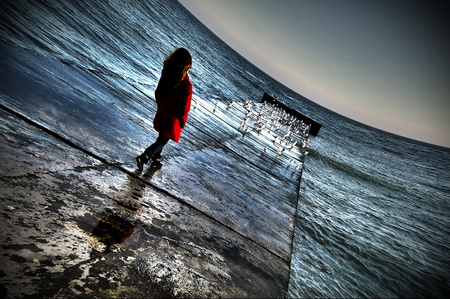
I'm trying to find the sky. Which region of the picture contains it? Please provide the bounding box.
[178,0,450,148]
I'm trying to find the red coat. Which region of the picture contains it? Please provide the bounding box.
[153,75,192,143]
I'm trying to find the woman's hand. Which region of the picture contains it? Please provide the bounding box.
[179,117,186,128]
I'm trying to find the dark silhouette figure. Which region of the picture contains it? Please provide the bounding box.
[136,48,193,170]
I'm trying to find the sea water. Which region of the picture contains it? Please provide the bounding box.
[0,0,449,297]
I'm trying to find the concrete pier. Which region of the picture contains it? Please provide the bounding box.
[0,43,308,297]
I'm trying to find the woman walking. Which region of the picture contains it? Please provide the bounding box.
[136,48,193,170]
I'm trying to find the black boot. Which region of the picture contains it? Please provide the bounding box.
[135,154,150,171]
[151,157,163,167]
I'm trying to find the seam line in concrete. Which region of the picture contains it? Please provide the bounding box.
[0,103,289,263]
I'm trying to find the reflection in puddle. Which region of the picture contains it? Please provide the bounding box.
[116,199,142,213]
[115,173,148,213]
[92,215,137,252]
[92,168,162,252]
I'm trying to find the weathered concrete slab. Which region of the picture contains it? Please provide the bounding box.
[0,109,287,297]
[0,43,309,297]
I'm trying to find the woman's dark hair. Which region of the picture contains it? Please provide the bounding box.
[161,48,192,88]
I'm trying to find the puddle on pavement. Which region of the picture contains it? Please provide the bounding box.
[90,173,153,252]
[91,215,137,252]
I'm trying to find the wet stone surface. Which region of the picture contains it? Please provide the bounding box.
[0,109,288,297]
[0,43,311,297]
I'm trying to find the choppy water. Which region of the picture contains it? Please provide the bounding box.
[1,0,449,297]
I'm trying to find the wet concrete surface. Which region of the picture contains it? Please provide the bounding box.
[0,43,309,297]
[1,108,288,297]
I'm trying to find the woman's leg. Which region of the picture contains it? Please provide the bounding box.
[143,135,169,159]
[136,135,169,170]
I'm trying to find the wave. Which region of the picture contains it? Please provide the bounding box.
[308,147,408,194]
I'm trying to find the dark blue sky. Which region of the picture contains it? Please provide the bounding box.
[179,0,450,147]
